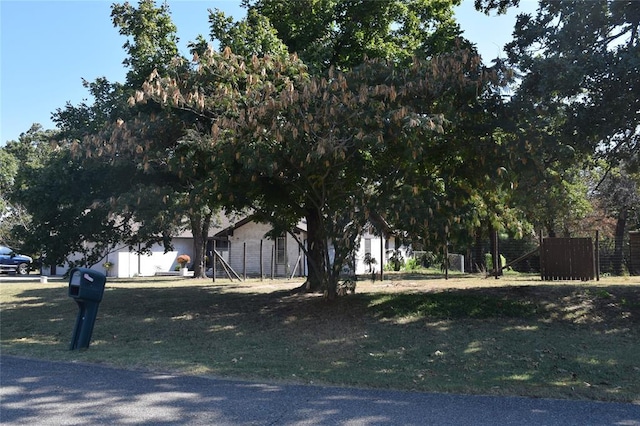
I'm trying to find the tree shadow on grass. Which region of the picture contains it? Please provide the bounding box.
[2,282,639,402]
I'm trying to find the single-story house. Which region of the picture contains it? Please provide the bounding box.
[42,215,401,279]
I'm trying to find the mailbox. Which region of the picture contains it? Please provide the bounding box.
[68,267,106,350]
[69,267,106,302]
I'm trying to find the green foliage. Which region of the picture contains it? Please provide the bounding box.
[596,164,640,221]
[46,0,220,276]
[1,125,58,247]
[473,0,519,15]
[11,147,137,266]
[19,0,622,290]
[128,0,538,292]
[502,0,639,275]
[0,148,18,191]
[247,0,468,73]
[153,46,494,291]
[0,147,18,214]
[53,78,130,141]
[387,249,405,272]
[507,1,639,166]
[208,8,289,57]
[507,150,594,237]
[402,256,421,271]
[363,252,377,273]
[111,0,180,88]
[415,251,439,268]
[485,253,506,270]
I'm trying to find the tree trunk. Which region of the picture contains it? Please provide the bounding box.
[303,206,329,295]
[190,211,212,279]
[326,268,338,300]
[546,221,556,238]
[488,224,500,277]
[472,229,484,272]
[612,208,627,276]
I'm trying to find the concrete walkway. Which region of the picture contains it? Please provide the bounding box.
[1,356,639,425]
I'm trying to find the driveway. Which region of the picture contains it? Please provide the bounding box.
[1,356,638,425]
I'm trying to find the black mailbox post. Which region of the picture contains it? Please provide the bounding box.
[68,267,106,350]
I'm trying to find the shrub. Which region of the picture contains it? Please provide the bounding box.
[388,250,404,271]
[485,253,506,270]
[177,254,191,267]
[403,257,420,271]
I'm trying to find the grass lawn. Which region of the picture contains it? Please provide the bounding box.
[1,272,639,403]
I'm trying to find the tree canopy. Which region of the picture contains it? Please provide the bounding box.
[243,0,468,72]
[5,0,638,284]
[507,0,639,165]
[502,0,639,263]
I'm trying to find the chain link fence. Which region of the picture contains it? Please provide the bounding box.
[409,233,638,278]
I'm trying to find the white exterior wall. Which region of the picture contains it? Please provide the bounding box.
[356,232,404,275]
[353,232,387,275]
[110,237,192,277]
[98,238,194,278]
[44,220,411,279]
[42,238,194,278]
[226,222,306,278]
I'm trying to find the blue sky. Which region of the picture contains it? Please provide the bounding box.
[0,0,537,145]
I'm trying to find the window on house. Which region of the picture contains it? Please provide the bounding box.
[364,238,371,257]
[276,236,286,264]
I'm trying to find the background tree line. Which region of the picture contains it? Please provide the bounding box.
[1,0,638,292]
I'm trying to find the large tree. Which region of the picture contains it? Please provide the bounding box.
[199,0,525,290]
[594,159,640,274]
[138,38,500,296]
[1,125,55,249]
[0,145,19,222]
[505,1,639,269]
[46,0,222,276]
[506,0,639,173]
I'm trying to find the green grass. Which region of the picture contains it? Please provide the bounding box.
[1,275,639,403]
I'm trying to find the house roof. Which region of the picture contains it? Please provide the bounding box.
[172,211,245,239]
[368,210,393,236]
[213,216,307,238]
[172,210,306,240]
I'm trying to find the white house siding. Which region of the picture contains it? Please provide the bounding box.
[225,222,306,278]
[224,223,396,278]
[42,238,194,278]
[44,218,405,279]
[353,232,394,275]
[101,238,193,278]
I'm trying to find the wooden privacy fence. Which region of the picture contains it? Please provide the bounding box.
[540,237,595,281]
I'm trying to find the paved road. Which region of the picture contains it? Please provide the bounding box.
[1,356,638,425]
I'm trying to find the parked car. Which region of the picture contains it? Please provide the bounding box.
[0,246,33,275]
